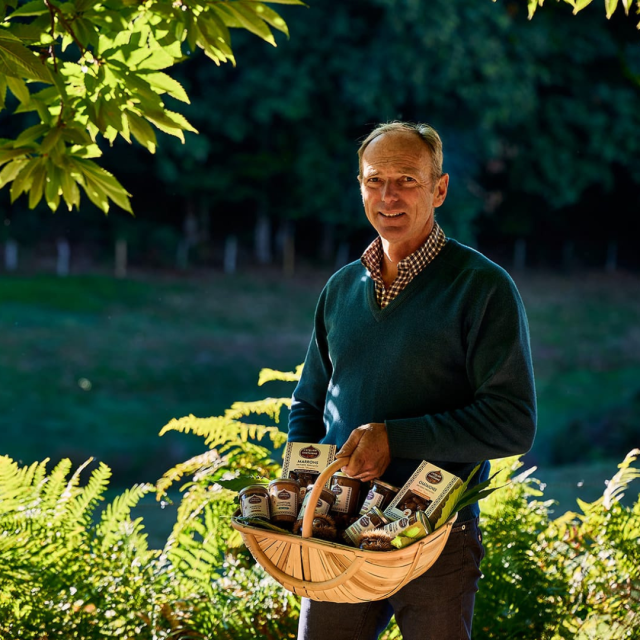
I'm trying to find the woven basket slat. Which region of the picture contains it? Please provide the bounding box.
[285,543,305,582]
[305,547,335,602]
[262,537,286,562]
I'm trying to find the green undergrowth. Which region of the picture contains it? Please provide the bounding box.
[1,366,639,639]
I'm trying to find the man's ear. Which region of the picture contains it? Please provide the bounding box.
[434,174,449,208]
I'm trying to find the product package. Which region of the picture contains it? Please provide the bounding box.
[384,462,462,528]
[281,442,337,496]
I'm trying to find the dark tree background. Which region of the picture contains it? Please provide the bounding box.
[2,0,639,270]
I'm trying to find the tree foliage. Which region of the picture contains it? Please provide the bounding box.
[525,0,640,25]
[0,0,304,214]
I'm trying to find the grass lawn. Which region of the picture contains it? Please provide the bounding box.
[1,267,638,523]
[0,268,326,485]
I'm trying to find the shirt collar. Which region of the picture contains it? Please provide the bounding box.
[361,221,446,278]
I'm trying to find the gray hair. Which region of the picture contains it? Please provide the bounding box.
[357,121,444,185]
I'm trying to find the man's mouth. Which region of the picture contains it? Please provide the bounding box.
[379,212,405,218]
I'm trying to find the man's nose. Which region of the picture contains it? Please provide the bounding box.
[381,181,398,202]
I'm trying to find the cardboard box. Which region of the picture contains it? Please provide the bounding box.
[281,442,337,493]
[384,462,462,528]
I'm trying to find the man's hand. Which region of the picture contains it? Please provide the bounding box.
[336,423,391,482]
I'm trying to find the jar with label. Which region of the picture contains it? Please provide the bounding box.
[343,506,390,546]
[289,470,319,500]
[382,510,431,538]
[239,485,270,521]
[359,479,399,515]
[296,486,336,523]
[268,478,300,527]
[329,472,361,525]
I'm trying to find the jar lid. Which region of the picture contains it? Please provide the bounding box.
[371,479,399,492]
[238,484,268,497]
[269,477,301,488]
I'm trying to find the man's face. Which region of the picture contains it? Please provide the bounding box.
[360,131,448,258]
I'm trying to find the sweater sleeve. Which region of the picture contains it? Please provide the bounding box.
[287,288,332,443]
[385,271,537,463]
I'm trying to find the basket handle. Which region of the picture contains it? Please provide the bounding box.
[301,456,350,539]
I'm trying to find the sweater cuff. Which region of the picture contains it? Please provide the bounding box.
[385,417,429,460]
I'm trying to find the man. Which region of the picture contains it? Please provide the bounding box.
[287,122,536,640]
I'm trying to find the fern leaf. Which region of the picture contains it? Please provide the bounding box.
[603,448,640,510]
[41,458,73,509]
[225,397,291,423]
[257,364,303,386]
[66,462,111,529]
[159,414,286,450]
[97,483,154,550]
[156,449,223,498]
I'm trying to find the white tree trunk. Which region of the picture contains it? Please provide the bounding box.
[115,239,127,278]
[224,235,238,274]
[282,222,295,277]
[4,239,18,271]
[513,238,526,271]
[254,212,272,265]
[56,238,70,277]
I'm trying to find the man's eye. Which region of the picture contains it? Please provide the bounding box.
[402,176,416,182]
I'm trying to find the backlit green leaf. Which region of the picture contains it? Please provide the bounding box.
[0,37,53,82]
[16,123,48,145]
[28,159,46,208]
[59,168,80,210]
[0,157,28,187]
[44,162,61,211]
[126,111,157,153]
[605,0,619,17]
[141,71,190,103]
[8,158,37,206]
[6,75,30,103]
[0,147,32,166]
[224,2,276,46]
[40,127,61,154]
[5,0,46,17]
[572,0,593,13]
[250,3,290,37]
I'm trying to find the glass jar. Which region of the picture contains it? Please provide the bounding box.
[329,472,362,518]
[268,478,301,526]
[296,486,336,523]
[238,484,270,521]
[359,478,399,515]
[343,507,390,546]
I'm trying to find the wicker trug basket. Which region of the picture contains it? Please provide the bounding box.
[231,457,457,603]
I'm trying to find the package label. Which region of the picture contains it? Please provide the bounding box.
[384,462,462,527]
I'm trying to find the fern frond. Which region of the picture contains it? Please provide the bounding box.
[0,457,50,513]
[159,415,286,450]
[66,462,111,530]
[224,398,291,424]
[603,448,640,510]
[97,483,154,551]
[257,364,303,386]
[41,458,74,510]
[156,450,223,498]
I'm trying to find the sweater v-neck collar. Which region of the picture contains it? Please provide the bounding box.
[365,240,452,322]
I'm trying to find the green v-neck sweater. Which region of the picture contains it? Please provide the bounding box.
[288,239,537,522]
